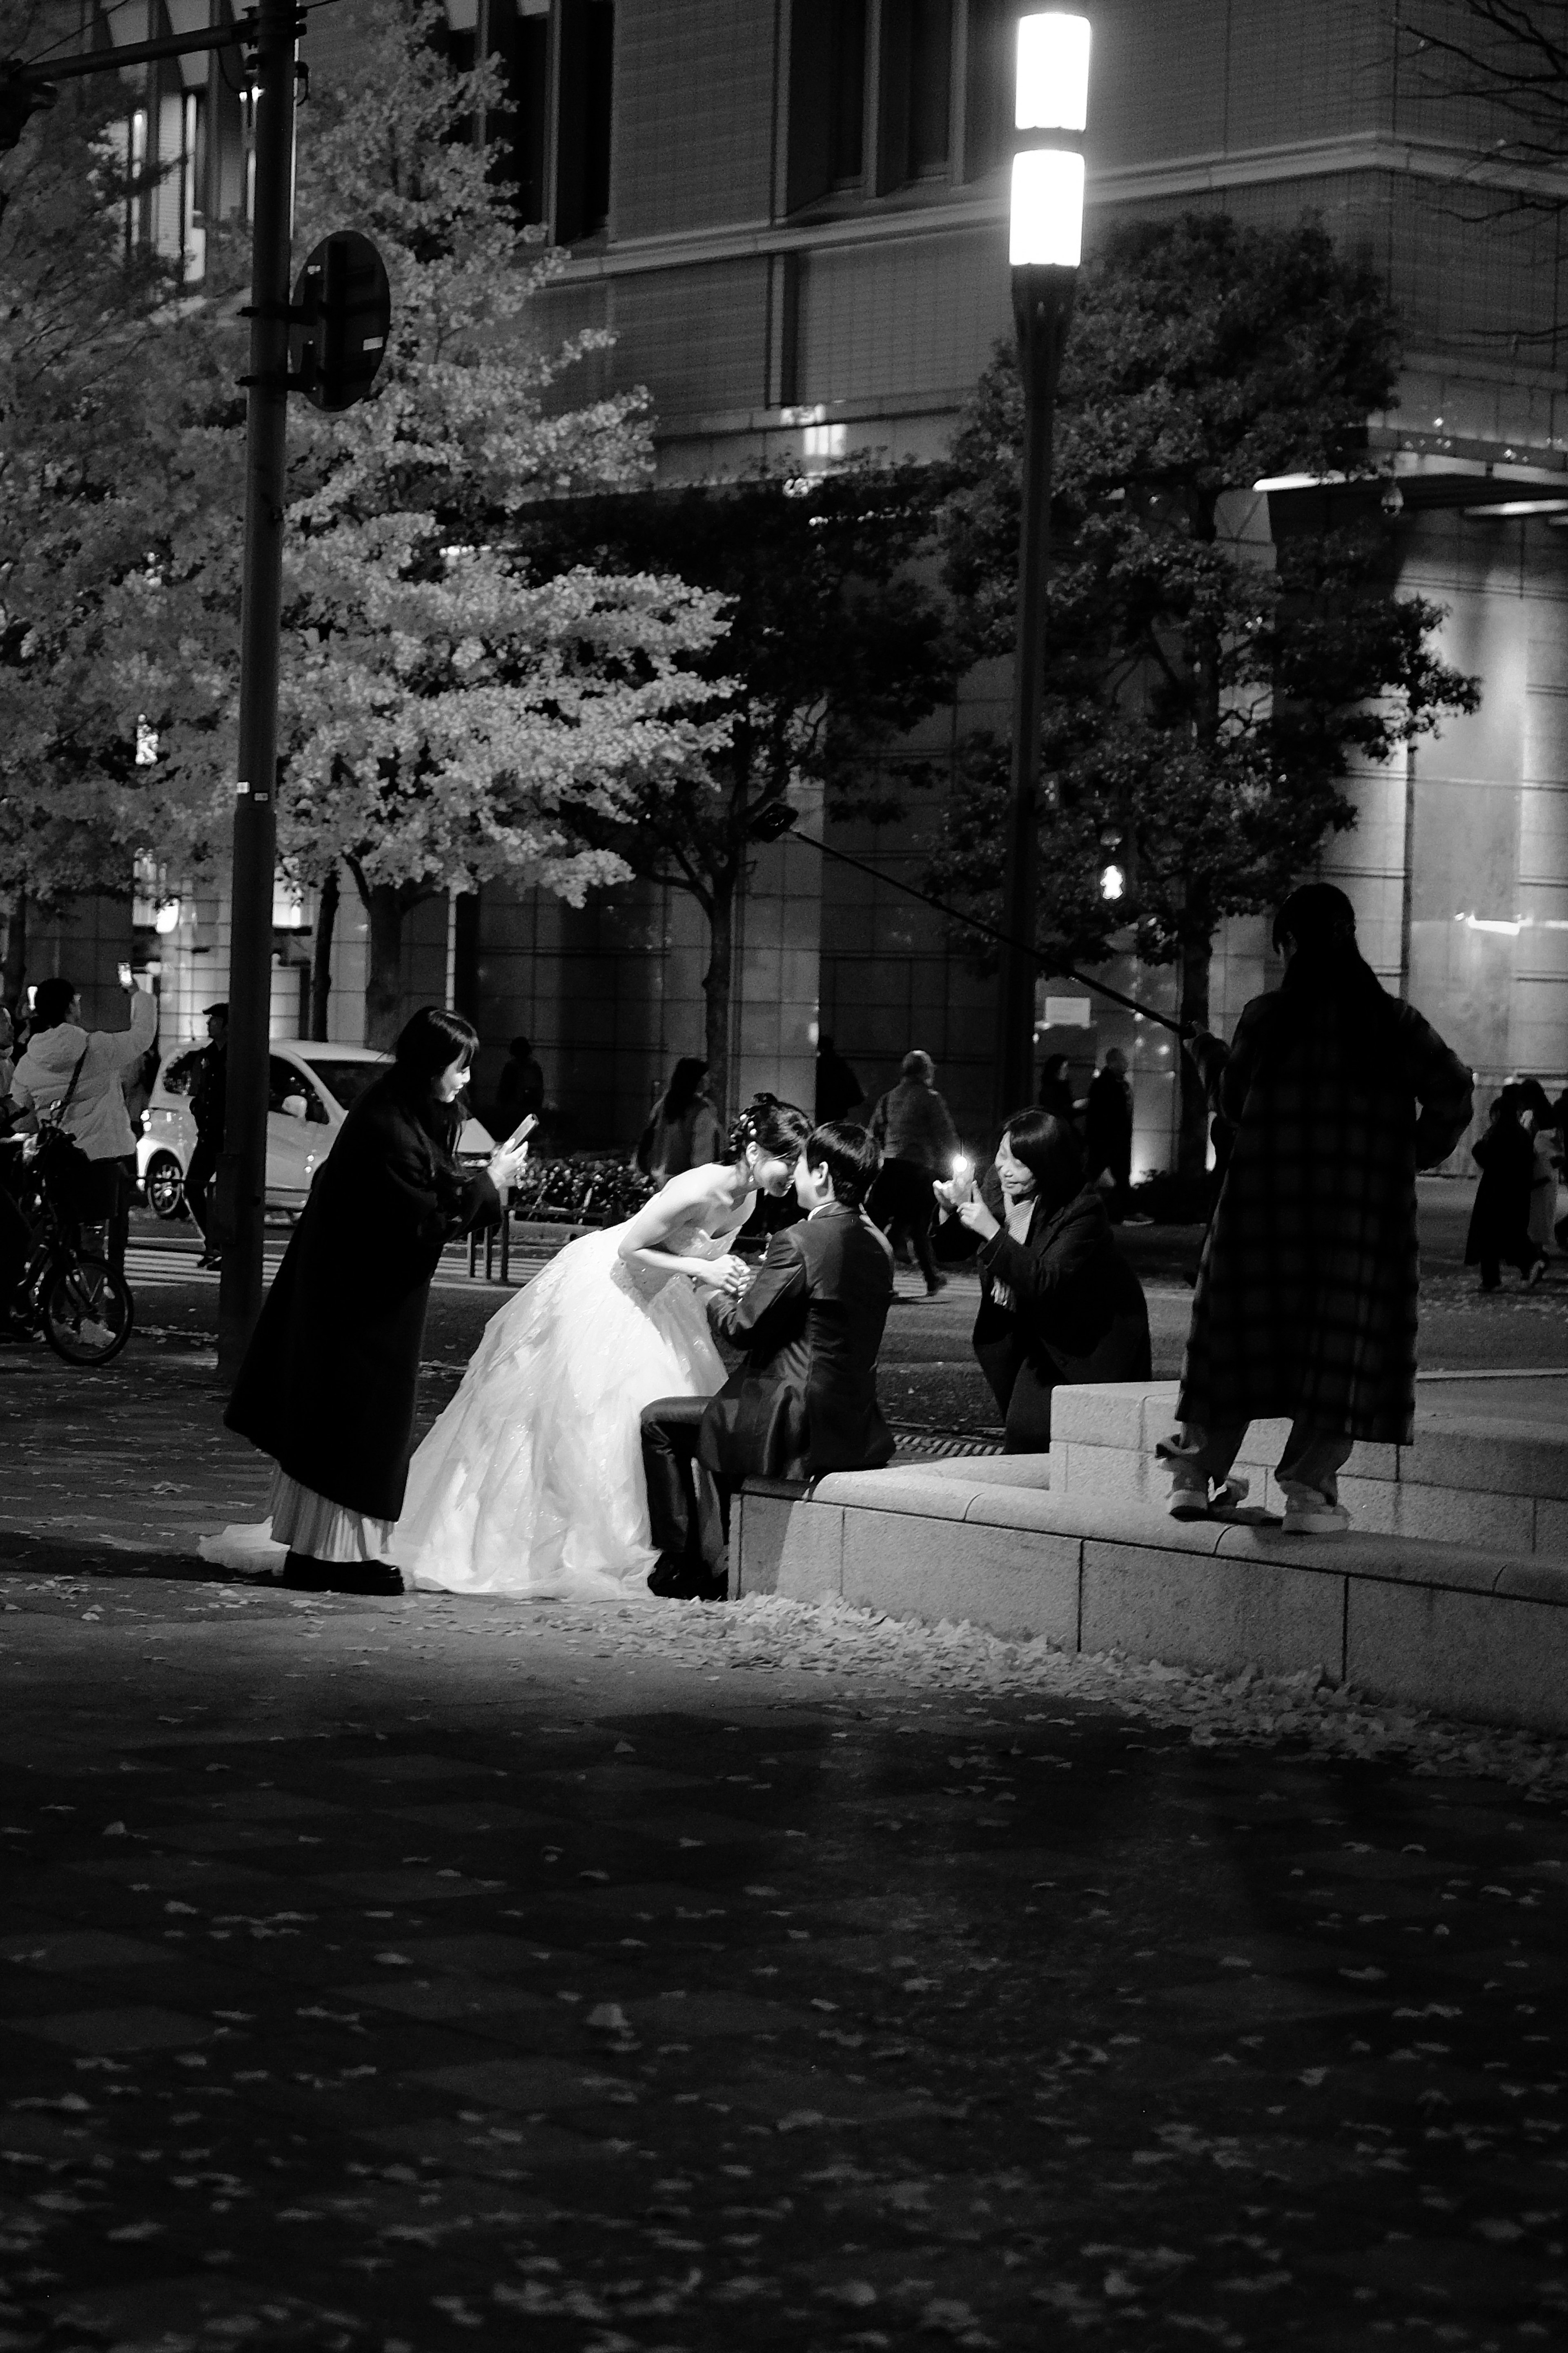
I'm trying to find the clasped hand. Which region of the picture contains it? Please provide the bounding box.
[697,1252,751,1298]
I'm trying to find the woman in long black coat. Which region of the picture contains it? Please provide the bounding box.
[935,1108,1151,1452]
[1173,885,1472,1535]
[1466,1085,1544,1289]
[226,1008,526,1593]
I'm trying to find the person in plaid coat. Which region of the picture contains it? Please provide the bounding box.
[1162,884,1472,1535]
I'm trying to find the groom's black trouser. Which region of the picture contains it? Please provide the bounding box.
[641,1396,729,1579]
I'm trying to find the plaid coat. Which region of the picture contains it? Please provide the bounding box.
[1178,992,1472,1443]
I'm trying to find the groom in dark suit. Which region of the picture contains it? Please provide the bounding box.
[640,1120,896,1599]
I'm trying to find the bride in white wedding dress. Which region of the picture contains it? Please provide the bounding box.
[390,1093,812,1599]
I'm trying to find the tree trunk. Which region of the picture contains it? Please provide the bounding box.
[365,883,405,1050]
[0,886,24,1016]
[310,868,339,1041]
[701,880,734,1124]
[1176,928,1214,1181]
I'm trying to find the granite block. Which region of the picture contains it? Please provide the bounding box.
[1345,1581,1568,1735]
[734,1492,842,1602]
[811,1469,978,1521]
[1386,1482,1535,1552]
[1049,1383,1152,1451]
[840,1512,1080,1644]
[1404,1415,1568,1501]
[899,1456,1052,1490]
[1492,1556,1568,1605]
[1080,1541,1347,1680]
[1213,1525,1502,1595]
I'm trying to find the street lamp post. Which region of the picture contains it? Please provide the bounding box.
[995,13,1089,1131]
[216,0,299,1380]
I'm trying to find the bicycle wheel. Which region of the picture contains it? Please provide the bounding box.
[40,1254,134,1367]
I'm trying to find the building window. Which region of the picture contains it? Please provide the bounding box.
[830,0,868,185]
[788,0,958,209]
[880,0,953,185]
[555,0,614,243]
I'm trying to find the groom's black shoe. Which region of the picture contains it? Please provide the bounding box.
[282,1551,404,1598]
[648,1552,728,1603]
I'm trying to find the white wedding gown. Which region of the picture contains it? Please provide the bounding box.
[390,1222,728,1598]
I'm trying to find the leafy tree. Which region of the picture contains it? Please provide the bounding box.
[933,212,1479,1173]
[139,0,726,1043]
[517,461,957,1115]
[0,1,192,1004]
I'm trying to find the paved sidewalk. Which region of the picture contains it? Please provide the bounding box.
[1,1570,1566,2351]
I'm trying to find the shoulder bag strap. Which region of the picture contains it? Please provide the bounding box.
[44,1046,91,1129]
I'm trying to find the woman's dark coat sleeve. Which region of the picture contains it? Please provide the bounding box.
[226,1078,499,1522]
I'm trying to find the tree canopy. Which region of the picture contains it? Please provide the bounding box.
[933,211,1479,1171]
[0,0,194,996]
[518,459,956,1114]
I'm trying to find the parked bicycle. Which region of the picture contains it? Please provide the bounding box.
[8,1151,134,1368]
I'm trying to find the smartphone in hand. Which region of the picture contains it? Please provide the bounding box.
[501,1113,538,1154]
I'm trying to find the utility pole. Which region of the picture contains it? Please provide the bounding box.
[216,0,298,1381]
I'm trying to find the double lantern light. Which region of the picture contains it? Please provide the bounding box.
[1009,12,1091,269]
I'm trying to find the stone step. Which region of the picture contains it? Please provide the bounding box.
[733,1384,1568,1737]
[1051,1381,1568,1554]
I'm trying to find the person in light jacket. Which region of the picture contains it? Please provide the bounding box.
[869,1048,961,1295]
[7,974,157,1253]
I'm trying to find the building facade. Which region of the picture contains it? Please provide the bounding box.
[20,0,1568,1165]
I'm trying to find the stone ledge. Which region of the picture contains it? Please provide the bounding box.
[1055,1378,1568,1489]
[733,1469,1568,1735]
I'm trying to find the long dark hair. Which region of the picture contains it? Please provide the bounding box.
[725,1092,813,1164]
[657,1056,709,1125]
[1270,883,1401,1057]
[392,1007,478,1140]
[997,1106,1083,1212]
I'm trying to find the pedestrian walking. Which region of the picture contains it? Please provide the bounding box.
[1160,883,1472,1535]
[492,1035,545,1135]
[183,1003,227,1268]
[1520,1080,1561,1260]
[1084,1046,1134,1221]
[868,1049,960,1295]
[636,1057,725,1182]
[225,1008,526,1595]
[1466,1085,1544,1290]
[1037,1052,1078,1123]
[815,1034,864,1124]
[936,1107,1151,1451]
[7,973,157,1269]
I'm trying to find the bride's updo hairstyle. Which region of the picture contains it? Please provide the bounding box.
[726,1092,812,1165]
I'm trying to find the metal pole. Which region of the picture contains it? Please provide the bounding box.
[216,0,298,1381]
[995,262,1074,1131]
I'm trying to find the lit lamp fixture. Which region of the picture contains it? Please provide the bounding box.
[995,11,1091,1131]
[1100,862,1125,901]
[154,898,182,936]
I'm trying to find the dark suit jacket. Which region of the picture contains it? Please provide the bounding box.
[972,1180,1151,1451]
[699,1202,895,1483]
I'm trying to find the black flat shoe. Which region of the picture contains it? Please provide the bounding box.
[282,1552,403,1597]
[648,1553,727,1602]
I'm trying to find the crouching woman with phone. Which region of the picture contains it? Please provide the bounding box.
[935,1108,1151,1453]
[225,1008,532,1593]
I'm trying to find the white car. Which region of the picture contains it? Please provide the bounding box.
[137,1038,496,1219]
